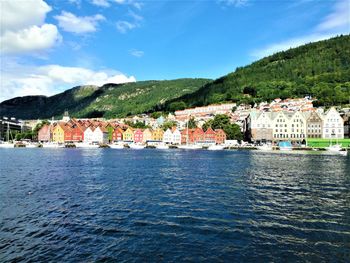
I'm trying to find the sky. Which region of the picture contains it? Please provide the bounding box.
[0,0,349,102]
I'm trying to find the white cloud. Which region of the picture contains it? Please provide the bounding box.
[250,0,350,58]
[0,24,61,54]
[130,49,144,57]
[91,0,110,7]
[0,62,136,102]
[316,0,350,31]
[0,0,60,55]
[54,11,105,34]
[116,21,137,33]
[0,0,51,33]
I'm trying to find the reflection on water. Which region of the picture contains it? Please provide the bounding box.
[0,149,349,262]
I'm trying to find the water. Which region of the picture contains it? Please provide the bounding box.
[0,148,349,262]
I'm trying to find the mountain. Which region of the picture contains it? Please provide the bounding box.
[162,35,350,111]
[0,79,211,119]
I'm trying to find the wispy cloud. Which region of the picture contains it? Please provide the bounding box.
[91,0,110,7]
[54,11,105,34]
[129,49,144,57]
[251,0,350,58]
[116,10,143,33]
[218,0,249,7]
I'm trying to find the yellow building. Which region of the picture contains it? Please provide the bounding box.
[52,123,65,143]
[152,128,164,141]
[142,128,153,143]
[123,127,134,141]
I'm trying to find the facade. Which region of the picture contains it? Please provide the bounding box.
[163,128,173,144]
[171,127,181,145]
[215,129,226,144]
[83,127,94,143]
[152,128,164,141]
[193,128,205,144]
[93,127,109,143]
[38,124,51,142]
[112,127,124,141]
[322,107,344,139]
[142,128,153,143]
[134,129,144,143]
[52,123,65,143]
[289,111,306,140]
[306,111,323,138]
[248,110,273,142]
[123,128,134,141]
[204,127,216,143]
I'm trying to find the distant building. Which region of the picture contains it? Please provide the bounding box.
[305,111,323,138]
[323,107,344,139]
[0,117,30,141]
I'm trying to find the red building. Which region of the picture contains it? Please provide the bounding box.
[193,128,205,143]
[215,129,226,144]
[134,129,143,143]
[112,127,124,141]
[181,129,195,144]
[204,127,216,142]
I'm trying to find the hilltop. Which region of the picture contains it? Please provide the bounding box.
[163,35,350,111]
[0,79,210,119]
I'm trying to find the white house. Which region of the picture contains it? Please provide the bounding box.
[84,127,94,143]
[171,128,182,145]
[322,107,344,139]
[289,111,307,140]
[163,128,173,144]
[84,126,108,143]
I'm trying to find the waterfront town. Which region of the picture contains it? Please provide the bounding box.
[0,97,349,149]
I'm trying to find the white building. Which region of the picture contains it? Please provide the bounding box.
[163,128,173,144]
[322,107,344,139]
[84,126,109,143]
[171,128,182,145]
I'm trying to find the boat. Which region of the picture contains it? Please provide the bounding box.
[178,144,202,150]
[42,143,65,148]
[25,143,38,148]
[75,142,99,148]
[256,144,273,151]
[109,144,124,149]
[156,143,169,150]
[278,141,292,151]
[0,142,14,148]
[129,143,145,149]
[325,144,342,152]
[207,145,225,151]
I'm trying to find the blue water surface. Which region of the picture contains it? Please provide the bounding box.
[0,148,349,262]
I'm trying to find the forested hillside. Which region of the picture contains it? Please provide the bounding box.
[0,79,210,119]
[163,35,350,111]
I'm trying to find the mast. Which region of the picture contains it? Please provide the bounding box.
[186,115,189,145]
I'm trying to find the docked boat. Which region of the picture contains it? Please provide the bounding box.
[156,143,169,150]
[0,142,14,148]
[326,144,342,152]
[109,144,124,149]
[129,143,145,149]
[178,144,202,150]
[278,141,292,151]
[256,144,273,151]
[75,142,99,148]
[42,143,64,148]
[208,145,225,151]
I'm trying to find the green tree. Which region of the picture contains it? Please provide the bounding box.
[187,117,197,129]
[161,121,177,130]
[168,101,186,112]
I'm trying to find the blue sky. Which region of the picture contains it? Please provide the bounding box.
[1,0,349,102]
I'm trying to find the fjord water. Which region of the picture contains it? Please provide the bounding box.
[0,149,349,262]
